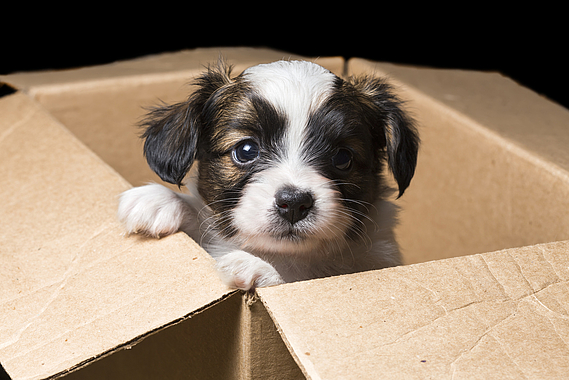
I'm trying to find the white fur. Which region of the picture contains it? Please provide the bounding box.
[233,62,350,255]
[118,184,191,238]
[118,182,400,288]
[230,163,350,255]
[117,183,285,289]
[243,61,336,160]
[215,250,285,291]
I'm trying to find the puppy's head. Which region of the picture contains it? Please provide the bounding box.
[141,60,419,255]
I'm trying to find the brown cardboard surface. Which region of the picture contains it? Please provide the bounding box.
[0,92,228,379]
[258,240,569,379]
[348,58,569,264]
[61,292,243,380]
[241,294,305,380]
[2,48,569,379]
[3,47,339,96]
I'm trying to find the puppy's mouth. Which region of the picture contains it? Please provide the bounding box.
[229,174,352,255]
[233,213,326,255]
[271,225,311,242]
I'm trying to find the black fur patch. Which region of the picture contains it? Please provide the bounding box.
[345,75,420,198]
[197,87,289,235]
[140,61,236,186]
[301,75,419,240]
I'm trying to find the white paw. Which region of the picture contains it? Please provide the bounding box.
[117,184,189,238]
[215,250,285,291]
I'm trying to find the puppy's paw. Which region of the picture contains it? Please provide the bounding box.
[215,250,285,291]
[118,184,189,238]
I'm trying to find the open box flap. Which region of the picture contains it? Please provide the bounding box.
[258,240,569,379]
[0,47,344,99]
[0,93,230,379]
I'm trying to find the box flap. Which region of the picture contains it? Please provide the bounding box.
[258,240,569,379]
[0,47,344,99]
[0,93,230,379]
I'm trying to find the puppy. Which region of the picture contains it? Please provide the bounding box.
[118,59,419,291]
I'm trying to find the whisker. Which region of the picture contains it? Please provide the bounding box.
[199,209,231,232]
[199,197,241,212]
[321,223,354,265]
[200,211,235,246]
[340,200,380,232]
[326,209,373,250]
[341,198,372,211]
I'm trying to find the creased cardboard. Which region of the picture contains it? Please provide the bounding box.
[258,240,569,379]
[61,291,243,380]
[0,92,228,378]
[2,47,569,379]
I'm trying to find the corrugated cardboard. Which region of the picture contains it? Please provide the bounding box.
[2,48,568,379]
[0,91,229,379]
[258,240,569,379]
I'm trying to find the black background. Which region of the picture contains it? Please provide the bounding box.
[2,12,567,109]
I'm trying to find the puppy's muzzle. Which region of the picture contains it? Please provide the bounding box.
[275,186,314,225]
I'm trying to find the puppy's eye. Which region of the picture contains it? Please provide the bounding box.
[232,140,259,164]
[332,148,353,171]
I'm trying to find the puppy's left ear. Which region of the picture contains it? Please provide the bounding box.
[351,76,420,198]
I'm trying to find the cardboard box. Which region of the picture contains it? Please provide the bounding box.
[1,47,569,379]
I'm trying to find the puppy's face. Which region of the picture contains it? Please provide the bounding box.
[142,61,418,256]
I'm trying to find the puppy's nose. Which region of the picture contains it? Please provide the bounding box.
[275,187,314,225]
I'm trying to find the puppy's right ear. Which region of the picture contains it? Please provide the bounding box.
[141,61,234,186]
[141,100,199,186]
